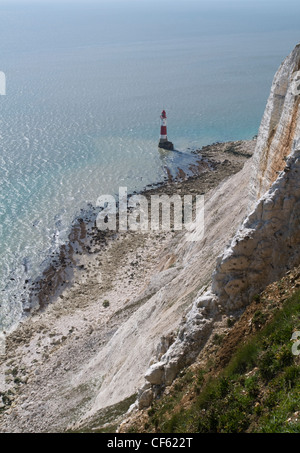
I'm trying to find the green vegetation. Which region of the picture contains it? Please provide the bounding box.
[212,333,225,346]
[144,289,300,433]
[102,300,110,308]
[252,310,268,328]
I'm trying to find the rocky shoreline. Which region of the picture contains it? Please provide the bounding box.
[0,138,256,432]
[21,139,255,318]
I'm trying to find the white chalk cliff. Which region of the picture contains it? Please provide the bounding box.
[251,44,300,202]
[140,43,300,404]
[213,43,300,308]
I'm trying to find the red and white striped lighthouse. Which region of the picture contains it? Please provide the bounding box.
[158,109,174,150]
[160,109,168,144]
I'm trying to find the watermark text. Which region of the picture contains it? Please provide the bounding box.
[96,187,204,242]
[0,71,6,95]
[291,331,300,356]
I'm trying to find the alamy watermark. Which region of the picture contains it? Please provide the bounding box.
[0,71,6,95]
[96,187,204,242]
[0,332,5,356]
[291,331,300,356]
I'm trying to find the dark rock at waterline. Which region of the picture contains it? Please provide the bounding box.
[158,141,174,151]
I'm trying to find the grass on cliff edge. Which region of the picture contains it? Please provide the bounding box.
[142,290,300,433]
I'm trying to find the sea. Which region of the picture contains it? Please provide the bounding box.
[0,0,299,331]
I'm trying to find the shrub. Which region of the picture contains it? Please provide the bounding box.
[252,294,261,303]
[283,365,300,388]
[258,349,278,380]
[252,311,267,328]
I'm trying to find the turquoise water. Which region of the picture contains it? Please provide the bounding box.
[0,0,300,330]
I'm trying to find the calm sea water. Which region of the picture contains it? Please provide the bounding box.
[0,0,299,331]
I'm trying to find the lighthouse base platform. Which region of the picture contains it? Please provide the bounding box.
[158,140,174,151]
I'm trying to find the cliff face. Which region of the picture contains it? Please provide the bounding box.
[212,145,300,308]
[140,43,300,403]
[79,42,300,423]
[250,44,300,202]
[213,43,300,308]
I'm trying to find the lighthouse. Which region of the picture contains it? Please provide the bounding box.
[158,110,174,150]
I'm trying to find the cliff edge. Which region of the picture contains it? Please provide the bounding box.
[136,42,300,414]
[251,43,300,201]
[213,43,300,308]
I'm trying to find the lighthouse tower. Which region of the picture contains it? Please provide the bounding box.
[158,110,174,150]
[160,110,168,144]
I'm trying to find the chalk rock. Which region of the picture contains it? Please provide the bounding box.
[213,147,300,308]
[143,291,219,389]
[156,333,175,361]
[250,43,300,202]
[139,267,180,300]
[164,360,180,386]
[144,362,165,385]
[138,388,153,409]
